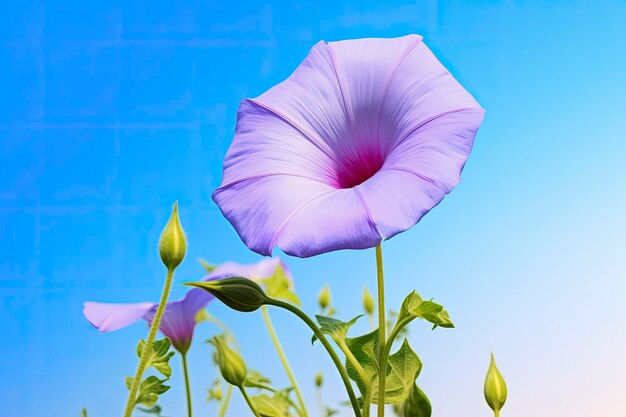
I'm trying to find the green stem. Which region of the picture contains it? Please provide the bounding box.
[375,244,386,417]
[337,340,368,386]
[266,299,363,417]
[261,306,309,417]
[381,324,404,368]
[217,384,233,417]
[239,385,261,417]
[123,268,175,417]
[494,410,500,417]
[181,352,193,417]
[362,386,373,417]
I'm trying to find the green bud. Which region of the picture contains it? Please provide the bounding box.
[362,286,375,315]
[484,353,507,415]
[186,277,269,312]
[209,336,247,387]
[207,378,223,402]
[158,201,187,270]
[314,372,323,388]
[318,284,331,310]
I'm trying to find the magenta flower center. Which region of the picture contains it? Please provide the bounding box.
[333,147,385,189]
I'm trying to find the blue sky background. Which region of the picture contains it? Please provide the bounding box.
[1,1,626,416]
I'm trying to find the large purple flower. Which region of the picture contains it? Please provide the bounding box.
[83,258,291,353]
[213,35,485,258]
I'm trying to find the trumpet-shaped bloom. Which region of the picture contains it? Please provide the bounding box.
[213,35,485,258]
[83,258,291,353]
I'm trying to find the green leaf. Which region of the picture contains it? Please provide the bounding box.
[344,334,424,405]
[371,339,422,404]
[325,407,339,417]
[136,338,175,378]
[79,408,88,417]
[399,385,431,417]
[261,263,301,306]
[198,258,217,273]
[312,315,362,344]
[250,392,294,417]
[134,376,170,408]
[137,405,168,417]
[395,291,454,335]
[207,378,223,403]
[195,308,211,324]
[344,329,380,394]
[244,370,273,391]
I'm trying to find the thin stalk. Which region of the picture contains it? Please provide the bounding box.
[261,306,309,417]
[316,387,324,417]
[181,352,193,417]
[381,324,404,366]
[375,244,386,417]
[336,340,367,386]
[239,385,261,417]
[266,299,363,417]
[123,268,175,417]
[217,384,233,417]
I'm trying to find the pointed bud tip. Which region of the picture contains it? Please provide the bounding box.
[484,353,507,413]
[210,336,247,386]
[362,286,375,315]
[159,201,187,270]
[318,284,331,310]
[314,372,323,388]
[193,277,269,312]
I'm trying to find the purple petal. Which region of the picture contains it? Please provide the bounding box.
[325,35,424,160]
[83,301,156,332]
[144,288,214,353]
[214,35,484,258]
[272,188,381,257]
[207,258,294,282]
[214,175,334,256]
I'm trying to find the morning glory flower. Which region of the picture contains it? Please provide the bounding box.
[83,258,291,353]
[83,287,212,354]
[213,35,485,257]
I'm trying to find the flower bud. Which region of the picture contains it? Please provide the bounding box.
[158,202,187,270]
[362,286,375,315]
[314,372,323,388]
[318,284,331,310]
[209,336,247,387]
[186,278,269,312]
[484,353,507,415]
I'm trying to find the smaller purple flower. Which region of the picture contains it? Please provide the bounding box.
[84,287,212,354]
[83,258,292,353]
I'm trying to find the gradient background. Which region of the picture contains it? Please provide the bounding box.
[1,1,625,416]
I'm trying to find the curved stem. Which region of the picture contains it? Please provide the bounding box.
[181,352,193,417]
[266,299,363,417]
[217,384,233,417]
[336,340,367,386]
[375,244,386,417]
[239,385,261,417]
[123,268,175,417]
[261,306,309,417]
[381,324,404,367]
